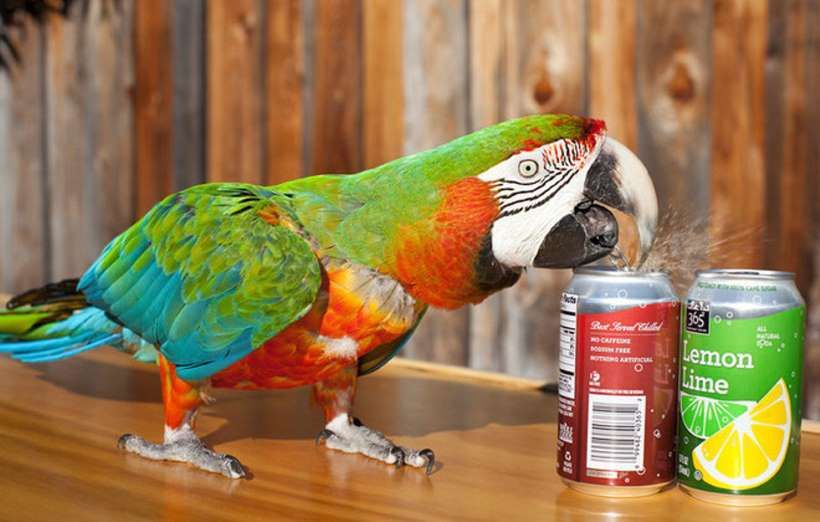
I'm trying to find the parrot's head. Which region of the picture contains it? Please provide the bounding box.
[468,115,657,270]
[355,114,658,308]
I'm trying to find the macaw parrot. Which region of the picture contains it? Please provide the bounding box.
[0,114,657,478]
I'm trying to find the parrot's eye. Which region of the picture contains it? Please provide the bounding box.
[517,159,539,178]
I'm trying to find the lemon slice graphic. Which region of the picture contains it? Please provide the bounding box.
[692,379,791,490]
[680,391,753,439]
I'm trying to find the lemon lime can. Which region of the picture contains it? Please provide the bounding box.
[677,270,805,506]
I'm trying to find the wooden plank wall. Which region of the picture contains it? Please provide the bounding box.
[0,18,47,292]
[401,0,471,366]
[710,0,768,267]
[0,0,818,414]
[463,0,586,378]
[785,0,820,419]
[45,1,135,281]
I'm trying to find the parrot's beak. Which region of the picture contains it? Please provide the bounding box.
[583,137,658,263]
[533,203,618,268]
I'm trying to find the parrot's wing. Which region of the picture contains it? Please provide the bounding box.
[79,184,322,381]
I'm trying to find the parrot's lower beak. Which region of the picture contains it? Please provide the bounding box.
[583,137,658,263]
[532,203,618,269]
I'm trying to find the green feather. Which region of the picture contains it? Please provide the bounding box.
[276,114,587,268]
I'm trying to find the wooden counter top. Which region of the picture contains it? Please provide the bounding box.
[0,350,818,521]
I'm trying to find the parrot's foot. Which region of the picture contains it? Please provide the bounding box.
[316,414,435,474]
[117,431,246,479]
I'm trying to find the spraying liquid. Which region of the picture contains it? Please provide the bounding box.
[620,208,762,293]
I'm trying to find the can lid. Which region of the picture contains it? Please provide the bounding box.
[573,266,669,278]
[696,268,795,280]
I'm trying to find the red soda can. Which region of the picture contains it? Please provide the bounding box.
[556,267,680,497]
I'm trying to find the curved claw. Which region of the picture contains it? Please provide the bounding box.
[418,448,436,475]
[315,428,335,446]
[117,433,134,450]
[223,454,247,479]
[390,446,405,468]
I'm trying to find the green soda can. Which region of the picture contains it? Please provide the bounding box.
[677,269,805,506]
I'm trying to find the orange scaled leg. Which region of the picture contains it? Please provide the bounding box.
[159,354,201,431]
[313,365,357,423]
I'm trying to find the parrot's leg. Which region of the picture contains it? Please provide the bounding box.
[313,366,436,474]
[117,355,246,478]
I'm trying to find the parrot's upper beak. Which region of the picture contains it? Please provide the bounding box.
[583,137,658,263]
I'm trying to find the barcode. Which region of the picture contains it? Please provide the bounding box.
[586,394,645,471]
[558,293,578,399]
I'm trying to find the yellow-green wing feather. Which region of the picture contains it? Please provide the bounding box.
[79,184,322,381]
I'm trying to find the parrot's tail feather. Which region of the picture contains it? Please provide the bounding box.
[6,278,86,310]
[0,278,89,337]
[0,333,95,352]
[11,333,122,363]
[0,281,134,364]
[0,306,129,363]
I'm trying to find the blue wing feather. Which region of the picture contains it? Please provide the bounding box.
[78,184,322,381]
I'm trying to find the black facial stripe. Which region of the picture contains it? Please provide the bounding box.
[490,138,591,218]
[494,139,587,212]
[543,162,579,179]
[497,178,568,218]
[491,176,545,188]
[495,178,547,197]
[498,169,573,211]
[494,176,550,197]
[498,176,565,212]
[495,161,576,200]
[498,178,566,215]
[498,170,579,219]
[495,158,575,198]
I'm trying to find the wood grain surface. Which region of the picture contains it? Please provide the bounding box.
[464,0,504,372]
[636,0,711,216]
[45,2,135,281]
[709,0,768,267]
[207,0,265,184]
[266,0,305,184]
[0,19,47,292]
[401,0,470,366]
[499,0,582,380]
[308,0,363,175]
[135,0,173,216]
[171,0,206,191]
[588,0,638,149]
[363,0,404,169]
[1,0,819,414]
[43,5,85,281]
[0,350,819,521]
[767,0,811,292]
[805,0,820,421]
[465,0,583,379]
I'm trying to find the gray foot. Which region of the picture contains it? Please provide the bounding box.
[117,433,246,479]
[316,414,435,474]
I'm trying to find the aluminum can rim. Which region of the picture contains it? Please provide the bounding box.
[573,266,669,279]
[695,268,795,281]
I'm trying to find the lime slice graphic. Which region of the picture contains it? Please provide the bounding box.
[680,391,754,439]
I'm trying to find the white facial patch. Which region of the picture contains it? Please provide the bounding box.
[479,138,602,267]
